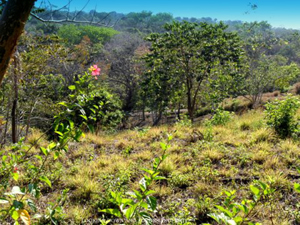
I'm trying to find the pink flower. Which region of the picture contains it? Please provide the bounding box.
[89,65,101,79]
[13,167,18,173]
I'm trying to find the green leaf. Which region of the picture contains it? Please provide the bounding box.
[40,147,48,156]
[124,204,137,219]
[10,210,19,221]
[39,176,52,188]
[12,172,19,181]
[99,208,122,218]
[153,176,165,180]
[13,200,24,209]
[80,114,88,121]
[146,196,157,211]
[295,183,300,193]
[35,155,43,162]
[144,190,156,196]
[132,190,143,200]
[160,142,167,151]
[48,142,57,150]
[68,85,76,90]
[215,205,233,218]
[142,168,155,175]
[250,185,260,197]
[29,183,40,198]
[58,102,68,107]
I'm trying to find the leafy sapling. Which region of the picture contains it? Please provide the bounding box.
[99,135,173,224]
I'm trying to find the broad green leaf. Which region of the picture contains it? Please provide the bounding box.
[153,176,165,180]
[58,102,68,107]
[28,183,40,198]
[39,176,52,188]
[40,147,48,156]
[99,208,122,218]
[142,168,155,175]
[68,85,76,90]
[144,190,156,196]
[215,205,233,218]
[133,190,143,200]
[124,204,137,219]
[48,142,57,150]
[11,210,19,221]
[12,172,19,181]
[160,142,167,151]
[250,185,260,197]
[13,200,24,209]
[295,183,300,193]
[146,196,157,211]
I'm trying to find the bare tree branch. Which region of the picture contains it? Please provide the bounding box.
[30,0,120,27]
[30,12,116,27]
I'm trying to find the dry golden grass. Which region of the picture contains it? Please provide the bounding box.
[24,107,300,223]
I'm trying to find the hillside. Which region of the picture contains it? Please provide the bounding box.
[12,107,299,224]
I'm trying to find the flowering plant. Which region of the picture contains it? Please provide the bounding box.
[89,65,101,79]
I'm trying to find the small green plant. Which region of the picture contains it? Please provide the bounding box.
[208,108,233,126]
[265,95,300,138]
[176,114,192,127]
[203,123,214,142]
[207,181,275,225]
[0,118,83,224]
[99,135,173,224]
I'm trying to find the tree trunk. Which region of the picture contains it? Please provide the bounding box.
[11,98,17,143]
[177,102,181,120]
[187,91,194,123]
[0,0,35,85]
[11,53,19,143]
[153,110,162,126]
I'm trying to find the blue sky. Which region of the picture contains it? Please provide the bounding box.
[35,0,300,29]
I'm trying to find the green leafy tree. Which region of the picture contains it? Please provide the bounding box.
[243,55,300,107]
[58,24,119,45]
[143,21,244,122]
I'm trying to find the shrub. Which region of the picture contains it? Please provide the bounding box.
[58,89,123,132]
[265,95,300,138]
[209,108,233,126]
[57,73,123,133]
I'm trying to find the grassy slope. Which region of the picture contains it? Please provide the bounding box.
[25,109,300,224]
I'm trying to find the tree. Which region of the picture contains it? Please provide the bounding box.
[58,24,119,45]
[244,55,300,107]
[143,21,244,122]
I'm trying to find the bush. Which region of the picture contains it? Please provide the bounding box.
[265,95,300,138]
[58,89,123,132]
[209,108,233,126]
[56,73,123,133]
